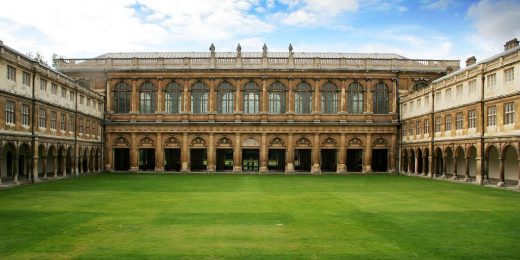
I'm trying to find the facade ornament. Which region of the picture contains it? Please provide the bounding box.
[288,44,293,55]
[243,137,260,147]
[191,136,207,146]
[348,138,363,146]
[209,43,215,55]
[139,136,154,146]
[262,43,268,58]
[322,137,338,146]
[236,43,242,57]
[295,137,311,147]
[270,137,286,147]
[217,137,233,146]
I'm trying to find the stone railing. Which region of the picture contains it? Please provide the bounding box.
[56,56,460,73]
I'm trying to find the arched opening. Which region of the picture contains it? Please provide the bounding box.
[82,148,89,173]
[113,82,131,114]
[18,143,31,181]
[321,82,338,114]
[90,148,96,173]
[486,145,500,183]
[58,146,66,176]
[164,81,183,114]
[191,81,209,114]
[434,147,443,176]
[445,147,454,178]
[95,148,101,172]
[139,82,156,114]
[410,149,416,174]
[467,146,477,181]
[217,81,234,114]
[423,148,430,175]
[401,149,408,174]
[37,145,46,178]
[373,82,389,114]
[294,82,312,114]
[243,81,260,114]
[347,82,364,114]
[268,81,287,114]
[66,147,73,175]
[503,145,519,185]
[417,149,423,174]
[2,143,17,182]
[47,146,57,177]
[455,147,465,180]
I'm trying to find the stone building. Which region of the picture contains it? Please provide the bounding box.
[400,38,520,188]
[0,40,104,184]
[53,43,458,175]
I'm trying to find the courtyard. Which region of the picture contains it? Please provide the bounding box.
[0,174,519,259]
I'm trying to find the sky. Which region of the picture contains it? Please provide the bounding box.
[0,0,519,65]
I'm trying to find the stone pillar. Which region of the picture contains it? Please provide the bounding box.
[155,133,164,172]
[363,134,372,173]
[497,157,505,187]
[157,78,164,113]
[13,154,19,184]
[131,78,138,113]
[208,78,215,122]
[388,135,397,173]
[53,155,58,178]
[105,137,113,171]
[477,156,485,184]
[130,133,138,172]
[311,133,321,174]
[414,156,419,175]
[340,79,347,113]
[408,156,413,175]
[208,133,215,172]
[41,155,47,178]
[233,133,242,173]
[428,155,434,178]
[73,145,79,177]
[313,78,321,122]
[441,156,447,178]
[287,78,294,113]
[422,155,428,175]
[337,133,346,173]
[61,153,67,176]
[286,133,295,173]
[464,157,470,182]
[106,80,113,113]
[261,78,267,113]
[260,133,268,173]
[181,133,189,172]
[183,78,190,118]
[391,79,397,113]
[452,155,458,180]
[365,79,372,114]
[32,143,40,182]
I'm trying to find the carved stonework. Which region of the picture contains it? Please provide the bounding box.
[114,137,130,147]
[348,138,363,146]
[243,137,260,147]
[139,136,154,147]
[217,137,233,147]
[295,137,311,147]
[373,137,389,147]
[321,137,338,147]
[164,136,180,147]
[191,136,207,147]
[270,137,286,147]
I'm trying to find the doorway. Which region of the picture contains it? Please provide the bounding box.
[294,149,311,172]
[321,149,337,172]
[268,149,285,172]
[190,148,207,171]
[242,149,259,172]
[347,149,363,172]
[139,148,155,171]
[114,148,130,171]
[216,149,234,171]
[164,148,181,171]
[371,149,388,172]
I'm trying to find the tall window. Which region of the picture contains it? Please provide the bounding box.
[39,109,46,128]
[424,119,429,134]
[468,110,476,128]
[113,82,131,114]
[22,104,29,126]
[487,74,496,88]
[69,115,74,132]
[505,102,515,125]
[70,91,75,101]
[487,106,496,126]
[86,120,90,134]
[22,71,30,86]
[435,116,441,132]
[243,81,260,114]
[373,82,389,114]
[321,82,338,114]
[268,81,286,114]
[61,87,67,98]
[414,82,427,90]
[79,119,83,133]
[40,78,47,92]
[504,68,514,82]
[164,81,183,114]
[456,112,463,130]
[51,83,58,95]
[217,81,234,114]
[139,82,156,114]
[191,81,209,114]
[468,80,476,94]
[295,82,312,114]
[348,82,364,114]
[5,101,15,124]
[445,88,451,100]
[416,121,421,135]
[50,111,57,130]
[403,124,407,137]
[60,114,66,131]
[445,115,452,131]
[456,85,463,97]
[7,66,16,81]
[409,124,413,136]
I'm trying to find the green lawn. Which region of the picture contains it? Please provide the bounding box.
[1,174,519,259]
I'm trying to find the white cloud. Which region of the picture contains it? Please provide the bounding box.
[422,0,454,10]
[272,0,358,27]
[467,0,520,43]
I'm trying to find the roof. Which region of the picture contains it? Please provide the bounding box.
[95,52,408,59]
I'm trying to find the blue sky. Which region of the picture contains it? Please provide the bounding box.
[0,0,519,64]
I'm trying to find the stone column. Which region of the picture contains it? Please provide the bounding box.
[73,145,79,177]
[287,78,294,113]
[422,155,428,176]
[414,156,419,175]
[311,133,321,174]
[32,143,40,182]
[208,78,215,121]
[13,154,19,184]
[516,159,520,189]
[208,133,215,172]
[497,157,505,187]
[464,157,470,182]
[41,155,47,178]
[106,80,113,113]
[313,78,321,122]
[261,78,267,113]
[260,133,268,173]
[53,155,58,177]
[452,155,458,180]
[181,133,189,172]
[105,137,113,171]
[233,133,242,173]
[131,78,138,113]
[428,155,434,178]
[61,153,67,176]
[365,79,372,114]
[340,79,347,113]
[363,134,372,173]
[182,78,190,121]
[441,156,447,178]
[286,133,295,173]
[391,79,397,113]
[155,133,164,172]
[337,133,346,173]
[408,156,413,175]
[388,135,397,173]
[130,133,138,172]
[157,78,164,113]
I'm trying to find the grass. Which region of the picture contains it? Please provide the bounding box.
[0,173,519,259]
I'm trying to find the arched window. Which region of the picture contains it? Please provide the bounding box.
[414,82,428,90]
[191,81,209,114]
[243,81,260,114]
[348,82,363,114]
[373,82,389,114]
[139,82,156,114]
[295,82,312,114]
[113,82,131,114]
[268,81,286,114]
[321,82,338,114]
[217,81,234,114]
[164,81,182,114]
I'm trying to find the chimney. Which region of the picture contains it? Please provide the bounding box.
[465,56,477,66]
[504,38,519,51]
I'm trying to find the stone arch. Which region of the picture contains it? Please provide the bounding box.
[164,136,181,148]
[57,145,67,176]
[138,136,155,147]
[82,147,90,173]
[268,136,286,148]
[2,142,17,181]
[47,145,57,177]
[89,148,96,172]
[294,136,312,148]
[321,136,338,148]
[347,137,363,147]
[445,147,454,177]
[17,143,31,180]
[486,144,500,183]
[190,136,207,147]
[409,148,416,174]
[66,146,74,175]
[114,136,130,147]
[242,136,260,147]
[466,145,477,180]
[216,137,233,148]
[372,137,389,147]
[417,148,423,174]
[402,148,409,173]
[503,144,519,184]
[434,147,443,176]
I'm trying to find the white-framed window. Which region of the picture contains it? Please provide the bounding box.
[22,71,30,86]
[39,108,46,128]
[50,111,57,130]
[468,110,476,129]
[435,91,441,104]
[424,119,430,134]
[410,101,414,112]
[70,91,75,101]
[504,67,514,82]
[468,79,476,94]
[61,87,67,98]
[487,106,496,126]
[22,104,30,126]
[456,85,463,97]
[445,114,452,131]
[435,116,441,132]
[445,88,451,100]
[487,73,496,88]
[79,118,83,133]
[69,114,74,132]
[40,78,47,92]
[87,98,91,107]
[5,101,15,124]
[7,65,16,82]
[60,113,66,131]
[456,112,463,130]
[86,120,90,135]
[504,102,515,125]
[51,83,58,95]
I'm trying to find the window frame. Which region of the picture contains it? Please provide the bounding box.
[243,81,260,114]
[321,82,338,114]
[217,81,235,114]
[5,100,15,125]
[504,102,515,125]
[295,82,313,114]
[487,106,497,127]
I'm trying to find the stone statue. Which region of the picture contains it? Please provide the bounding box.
[236,43,242,57]
[289,44,293,53]
[209,43,215,54]
[262,43,268,57]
